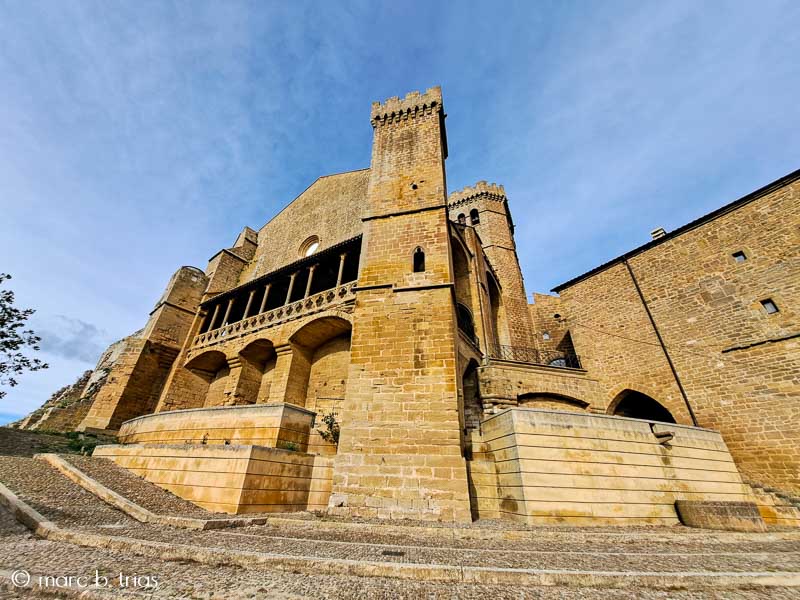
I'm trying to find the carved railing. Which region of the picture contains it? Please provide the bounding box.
[193,282,356,348]
[488,344,582,369]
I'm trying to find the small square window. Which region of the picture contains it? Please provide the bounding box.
[542,332,551,340]
[732,251,747,262]
[760,299,779,314]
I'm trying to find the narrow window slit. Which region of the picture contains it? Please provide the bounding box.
[413,247,425,273]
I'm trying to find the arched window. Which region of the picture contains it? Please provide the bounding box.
[470,208,480,225]
[413,247,425,273]
[457,213,466,225]
[299,235,320,258]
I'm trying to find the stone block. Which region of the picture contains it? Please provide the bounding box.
[675,500,767,532]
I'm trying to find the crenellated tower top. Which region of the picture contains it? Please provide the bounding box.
[447,181,506,209]
[370,86,444,128]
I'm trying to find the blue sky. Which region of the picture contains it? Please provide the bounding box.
[2,0,799,422]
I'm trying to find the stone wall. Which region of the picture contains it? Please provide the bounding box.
[477,360,601,413]
[13,371,91,431]
[556,173,800,494]
[28,399,93,433]
[247,170,369,282]
[473,408,751,526]
[94,443,333,514]
[529,293,573,355]
[116,403,315,451]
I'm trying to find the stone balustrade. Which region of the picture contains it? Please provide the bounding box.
[192,281,356,350]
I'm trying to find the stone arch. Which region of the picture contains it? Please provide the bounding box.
[462,359,482,431]
[470,208,480,225]
[289,315,353,455]
[288,316,352,411]
[487,273,509,348]
[517,392,589,413]
[452,240,475,316]
[456,303,476,343]
[289,315,352,349]
[184,350,230,408]
[608,389,676,424]
[237,338,277,404]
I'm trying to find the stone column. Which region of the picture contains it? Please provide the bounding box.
[258,283,272,314]
[208,303,221,331]
[221,297,234,326]
[285,273,298,305]
[336,253,347,287]
[243,289,256,319]
[304,265,317,298]
[269,344,311,407]
[223,356,243,406]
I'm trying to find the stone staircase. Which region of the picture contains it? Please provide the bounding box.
[744,480,800,527]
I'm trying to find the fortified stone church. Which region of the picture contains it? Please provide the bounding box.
[16,87,800,527]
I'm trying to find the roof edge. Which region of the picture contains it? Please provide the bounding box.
[551,167,800,293]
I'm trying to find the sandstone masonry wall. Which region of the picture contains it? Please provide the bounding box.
[448,183,535,349]
[247,170,369,282]
[557,174,800,494]
[79,267,208,432]
[476,408,751,526]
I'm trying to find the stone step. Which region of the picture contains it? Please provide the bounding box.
[745,480,800,505]
[744,481,800,528]
[758,505,800,528]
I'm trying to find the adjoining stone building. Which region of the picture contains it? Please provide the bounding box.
[23,87,798,527]
[549,171,800,497]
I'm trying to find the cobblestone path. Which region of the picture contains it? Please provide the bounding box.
[1,453,799,598]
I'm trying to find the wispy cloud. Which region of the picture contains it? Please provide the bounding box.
[34,315,112,364]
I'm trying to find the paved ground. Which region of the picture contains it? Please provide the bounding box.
[1,508,798,600]
[0,433,799,598]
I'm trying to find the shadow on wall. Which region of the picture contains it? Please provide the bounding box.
[609,389,676,424]
[517,393,589,412]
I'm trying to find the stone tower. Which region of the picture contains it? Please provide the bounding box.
[448,182,535,348]
[329,88,472,522]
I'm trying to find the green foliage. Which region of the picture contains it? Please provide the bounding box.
[0,273,48,399]
[316,412,340,446]
[277,440,299,452]
[64,431,100,455]
[35,430,102,455]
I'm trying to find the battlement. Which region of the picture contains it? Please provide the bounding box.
[371,86,443,127]
[448,181,506,208]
